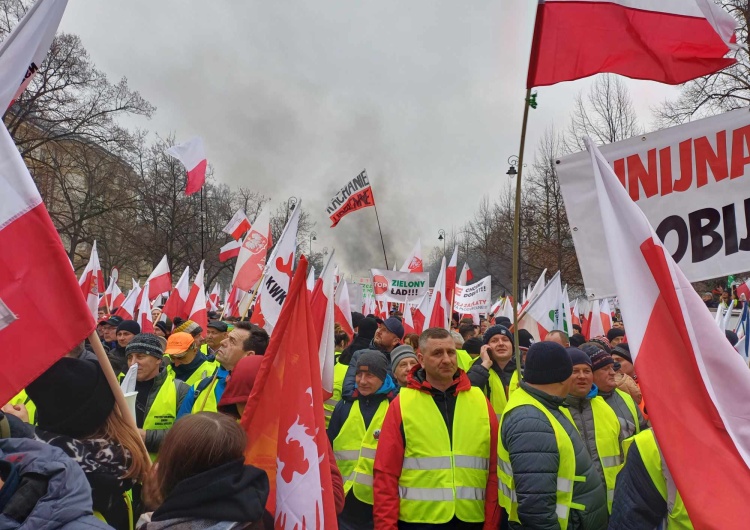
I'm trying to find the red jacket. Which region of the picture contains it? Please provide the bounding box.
[372,368,501,529]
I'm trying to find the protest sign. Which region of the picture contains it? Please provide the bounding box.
[370,269,430,303]
[453,276,491,314]
[326,170,374,227]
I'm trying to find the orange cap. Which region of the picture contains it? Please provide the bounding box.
[164,332,195,355]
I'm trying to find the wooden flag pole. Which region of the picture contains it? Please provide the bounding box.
[511,88,533,379]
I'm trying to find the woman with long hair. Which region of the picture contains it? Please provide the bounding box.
[139,412,272,529]
[25,357,151,530]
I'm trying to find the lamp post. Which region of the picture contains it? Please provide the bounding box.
[285,196,298,225]
[309,231,317,255]
[438,229,446,255]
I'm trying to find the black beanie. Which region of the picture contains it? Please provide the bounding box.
[463,337,483,355]
[357,317,378,341]
[496,317,512,328]
[483,325,514,346]
[116,319,140,335]
[725,330,739,347]
[524,342,573,384]
[568,347,592,368]
[518,329,535,349]
[26,358,115,439]
[606,328,626,342]
[356,350,389,382]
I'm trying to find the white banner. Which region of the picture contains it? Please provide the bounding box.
[346,281,363,315]
[557,107,750,298]
[370,269,430,303]
[453,276,491,314]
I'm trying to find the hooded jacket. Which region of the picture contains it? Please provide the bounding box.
[0,438,111,530]
[500,382,608,530]
[139,459,272,530]
[372,367,500,530]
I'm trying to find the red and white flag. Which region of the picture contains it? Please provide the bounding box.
[232,206,271,292]
[445,246,458,300]
[458,262,473,286]
[736,279,750,301]
[400,239,423,273]
[599,297,613,335]
[162,266,190,321]
[166,137,207,196]
[251,202,301,334]
[585,299,606,339]
[208,283,221,311]
[586,136,750,526]
[0,0,68,112]
[219,239,241,262]
[326,169,375,228]
[527,0,737,88]
[115,281,141,320]
[334,279,354,339]
[144,255,172,300]
[224,285,246,318]
[427,256,448,330]
[137,282,154,334]
[243,256,338,528]
[186,261,207,336]
[222,208,251,241]
[310,251,336,397]
[412,292,430,335]
[403,296,417,336]
[106,281,125,312]
[0,38,94,404]
[100,267,121,311]
[78,241,105,319]
[306,266,316,292]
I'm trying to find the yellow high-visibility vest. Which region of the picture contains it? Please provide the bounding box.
[324,362,349,427]
[143,372,179,461]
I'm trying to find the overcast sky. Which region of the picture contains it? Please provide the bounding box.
[59,1,679,277]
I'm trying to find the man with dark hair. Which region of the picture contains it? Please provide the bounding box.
[178,322,269,416]
[458,322,478,342]
[572,323,583,335]
[374,327,501,528]
[569,333,586,348]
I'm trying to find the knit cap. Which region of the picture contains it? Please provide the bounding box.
[568,347,592,368]
[611,345,633,364]
[174,319,202,335]
[125,333,165,359]
[483,325,514,346]
[356,350,388,382]
[390,345,418,373]
[590,350,615,371]
[523,342,573,384]
[116,319,140,335]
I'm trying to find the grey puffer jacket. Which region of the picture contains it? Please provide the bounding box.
[501,382,608,530]
[599,388,648,440]
[565,391,604,482]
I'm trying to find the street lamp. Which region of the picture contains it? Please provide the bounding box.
[309,231,317,255]
[506,156,519,177]
[438,229,446,255]
[285,196,298,224]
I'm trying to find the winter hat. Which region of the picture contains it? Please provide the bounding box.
[588,336,612,353]
[496,316,512,328]
[606,328,626,342]
[726,330,740,347]
[125,333,165,359]
[356,350,389,382]
[351,312,366,330]
[523,342,573,384]
[357,317,378,341]
[26,358,115,439]
[483,325,514,346]
[116,319,140,335]
[207,321,228,332]
[590,350,615,371]
[390,345,418,373]
[154,320,170,337]
[518,329,535,349]
[568,347,592,368]
[174,319,202,335]
[463,337,483,355]
[105,315,123,327]
[611,345,633,365]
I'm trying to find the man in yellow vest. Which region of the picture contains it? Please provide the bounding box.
[328,351,397,530]
[562,348,623,513]
[473,325,516,419]
[373,327,501,529]
[497,342,608,529]
[125,334,190,457]
[165,332,218,387]
[610,428,693,528]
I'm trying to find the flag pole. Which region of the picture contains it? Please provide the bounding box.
[511,88,533,379]
[372,197,389,270]
[200,187,205,262]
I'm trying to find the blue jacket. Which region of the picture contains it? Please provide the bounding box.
[177,367,229,418]
[0,438,112,529]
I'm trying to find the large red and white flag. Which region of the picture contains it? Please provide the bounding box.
[136,282,154,334]
[586,136,750,526]
[518,271,562,341]
[166,137,207,196]
[0,79,94,404]
[445,246,458,301]
[219,239,241,262]
[400,239,423,273]
[251,202,300,334]
[326,169,375,228]
[306,266,316,292]
[527,0,738,88]
[243,256,338,528]
[100,267,121,311]
[458,262,473,286]
[107,281,125,312]
[186,263,207,337]
[310,251,336,397]
[78,240,105,319]
[333,279,354,339]
[232,206,271,292]
[114,280,141,320]
[222,208,251,241]
[599,297,613,335]
[427,256,448,330]
[0,0,68,111]
[403,296,417,336]
[162,266,189,321]
[412,292,430,335]
[144,255,172,300]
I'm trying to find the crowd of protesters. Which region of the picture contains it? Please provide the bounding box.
[2,299,738,529]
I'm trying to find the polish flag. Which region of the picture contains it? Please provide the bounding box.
[310,252,336,397]
[599,297,613,335]
[403,296,417,336]
[527,0,737,88]
[208,283,221,311]
[219,239,241,262]
[184,261,205,326]
[736,279,750,301]
[166,137,207,196]
[136,283,154,333]
[521,269,547,312]
[0,0,68,112]
[222,208,251,241]
[571,299,581,330]
[100,267,119,311]
[232,206,271,292]
[427,256,448,330]
[114,281,141,321]
[458,262,473,286]
[412,293,430,335]
[0,39,96,404]
[445,246,458,299]
[518,271,563,341]
[78,241,105,319]
[585,135,750,527]
[587,299,606,339]
[162,266,190,321]
[333,279,354,339]
[224,285,246,318]
[400,239,423,273]
[495,297,515,323]
[306,266,316,292]
[243,256,338,527]
[144,255,172,300]
[103,281,125,313]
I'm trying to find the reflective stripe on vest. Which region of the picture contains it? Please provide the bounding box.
[498,387,586,530]
[143,372,179,461]
[191,377,219,414]
[169,360,219,388]
[622,430,693,529]
[324,362,349,428]
[562,396,623,513]
[615,388,641,434]
[350,402,388,504]
[398,386,490,524]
